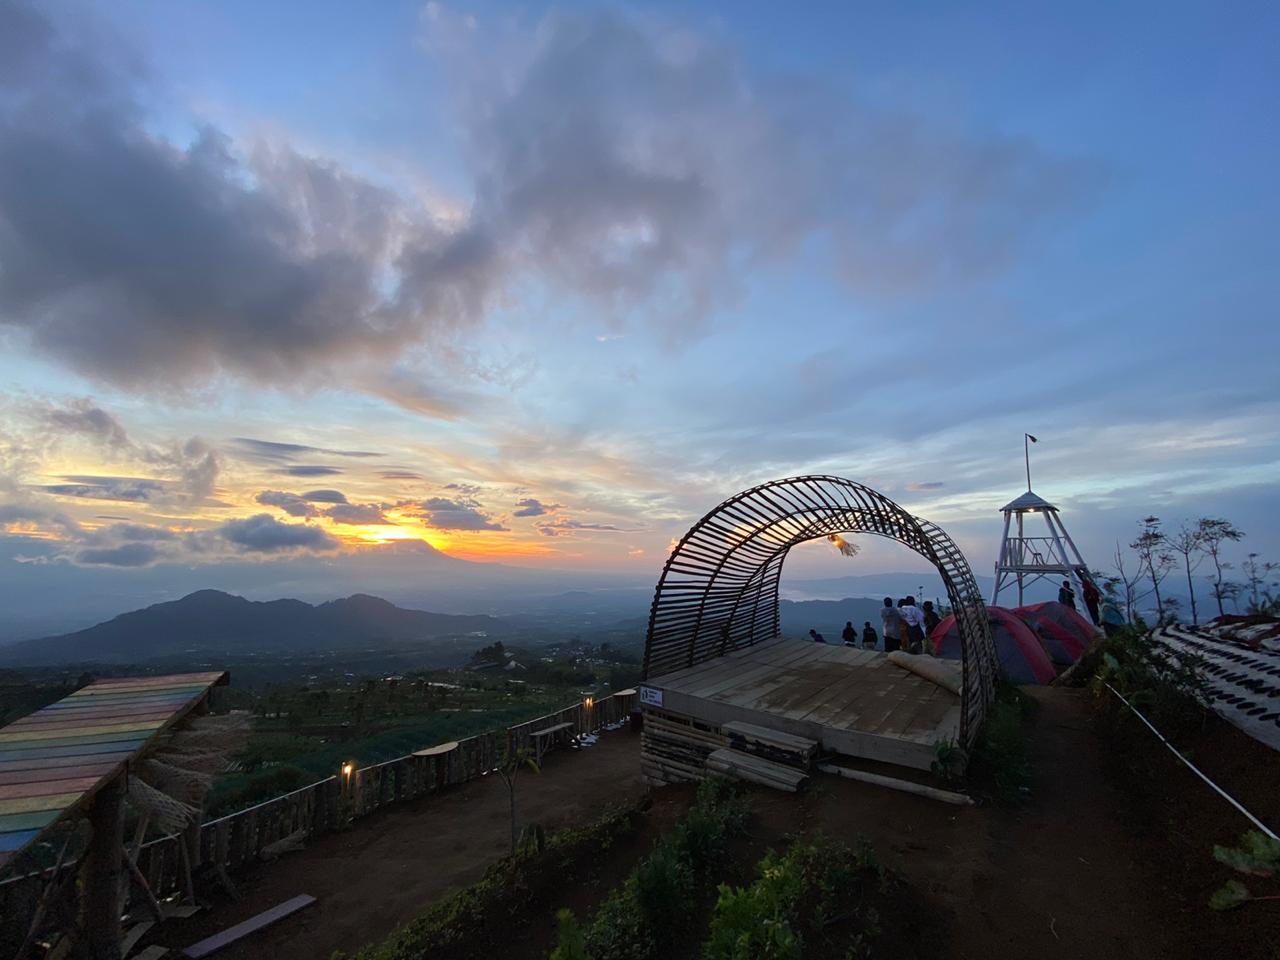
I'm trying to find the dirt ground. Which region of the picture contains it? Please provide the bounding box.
[153,689,1279,959]
[157,731,647,959]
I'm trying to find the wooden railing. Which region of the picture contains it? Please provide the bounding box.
[0,690,637,931]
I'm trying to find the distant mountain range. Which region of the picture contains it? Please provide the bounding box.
[781,572,998,603]
[780,597,891,641]
[0,590,514,666]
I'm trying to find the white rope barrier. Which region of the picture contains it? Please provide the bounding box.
[1103,680,1278,841]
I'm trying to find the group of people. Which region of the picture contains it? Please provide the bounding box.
[810,595,940,655]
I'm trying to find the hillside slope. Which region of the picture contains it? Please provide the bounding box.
[0,590,512,665]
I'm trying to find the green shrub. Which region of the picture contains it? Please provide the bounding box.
[633,841,692,935]
[583,884,649,960]
[703,835,887,960]
[1089,625,1208,733]
[550,910,591,960]
[704,849,803,960]
[559,777,752,960]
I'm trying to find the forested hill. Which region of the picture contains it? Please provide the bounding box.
[0,590,513,665]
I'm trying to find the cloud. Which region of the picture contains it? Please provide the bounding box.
[284,465,343,477]
[255,490,321,518]
[513,497,560,517]
[231,438,382,461]
[380,470,423,481]
[418,496,507,531]
[0,3,1092,406]
[218,514,339,552]
[430,6,1096,339]
[76,542,159,567]
[42,399,129,447]
[907,481,946,492]
[0,502,82,535]
[40,475,170,502]
[534,517,628,537]
[0,4,496,393]
[301,489,348,504]
[326,502,391,525]
[443,482,482,495]
[94,523,177,542]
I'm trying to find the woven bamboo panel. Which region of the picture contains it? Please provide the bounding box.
[642,476,997,748]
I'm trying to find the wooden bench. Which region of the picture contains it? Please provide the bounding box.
[529,722,575,765]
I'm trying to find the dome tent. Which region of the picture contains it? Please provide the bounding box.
[931,607,1057,685]
[1014,601,1096,665]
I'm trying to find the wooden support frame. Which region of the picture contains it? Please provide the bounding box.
[642,475,998,749]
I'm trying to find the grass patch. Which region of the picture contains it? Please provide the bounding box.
[968,677,1037,805]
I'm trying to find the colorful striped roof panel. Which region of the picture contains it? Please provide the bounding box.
[0,671,228,873]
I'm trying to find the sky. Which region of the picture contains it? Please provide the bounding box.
[0,0,1277,629]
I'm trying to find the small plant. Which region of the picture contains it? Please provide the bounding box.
[518,822,546,855]
[930,740,967,783]
[549,909,591,960]
[1209,831,1280,910]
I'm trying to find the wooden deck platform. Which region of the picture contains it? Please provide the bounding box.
[643,638,960,771]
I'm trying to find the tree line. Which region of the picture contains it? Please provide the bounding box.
[1106,516,1276,625]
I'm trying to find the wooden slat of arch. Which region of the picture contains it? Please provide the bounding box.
[643,476,996,746]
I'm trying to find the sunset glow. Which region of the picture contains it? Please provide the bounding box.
[0,0,1275,632]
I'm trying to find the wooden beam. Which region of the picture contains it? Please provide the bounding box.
[182,894,316,959]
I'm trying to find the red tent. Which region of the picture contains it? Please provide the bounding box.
[930,606,1057,685]
[1014,601,1095,665]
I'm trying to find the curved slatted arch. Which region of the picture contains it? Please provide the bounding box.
[643,476,998,747]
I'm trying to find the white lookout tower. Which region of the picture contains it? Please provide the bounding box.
[991,435,1090,606]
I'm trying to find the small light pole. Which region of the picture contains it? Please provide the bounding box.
[339,760,357,824]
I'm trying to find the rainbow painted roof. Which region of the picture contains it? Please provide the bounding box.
[0,671,228,871]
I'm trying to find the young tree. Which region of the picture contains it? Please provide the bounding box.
[1242,553,1280,615]
[496,746,540,855]
[1170,523,1204,625]
[1197,517,1244,619]
[1112,541,1145,623]
[1131,516,1175,624]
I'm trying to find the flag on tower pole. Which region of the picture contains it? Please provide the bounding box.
[1024,434,1038,490]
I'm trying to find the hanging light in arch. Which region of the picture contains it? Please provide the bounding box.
[828,534,859,557]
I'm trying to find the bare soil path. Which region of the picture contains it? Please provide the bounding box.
[157,731,646,959]
[801,684,1173,960]
[156,688,1274,960]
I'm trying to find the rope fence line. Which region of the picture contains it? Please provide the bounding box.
[1102,680,1278,841]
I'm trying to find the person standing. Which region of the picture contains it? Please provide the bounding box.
[901,595,927,654]
[1101,597,1125,637]
[880,597,903,653]
[861,621,878,649]
[922,600,941,636]
[841,621,858,646]
[1058,580,1077,611]
[1079,573,1101,625]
